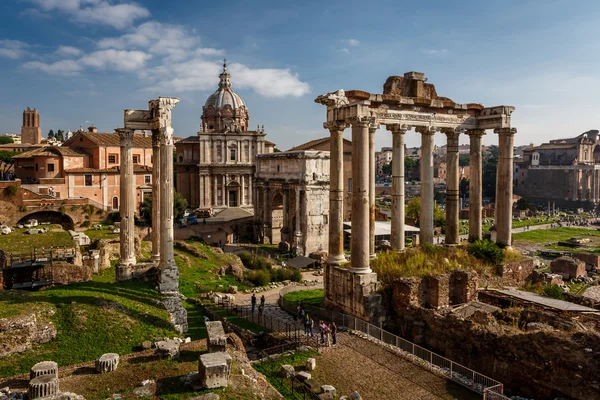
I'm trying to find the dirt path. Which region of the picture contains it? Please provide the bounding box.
[234,271,323,305]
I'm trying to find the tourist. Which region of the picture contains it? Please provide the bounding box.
[324,323,331,347]
[251,293,257,313]
[308,317,314,337]
[260,294,265,308]
[319,320,325,344]
[304,314,310,334]
[258,303,264,315]
[331,321,337,345]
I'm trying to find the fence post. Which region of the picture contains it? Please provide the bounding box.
[450,361,453,379]
[367,323,369,338]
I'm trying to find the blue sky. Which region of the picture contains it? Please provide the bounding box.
[1,0,600,151]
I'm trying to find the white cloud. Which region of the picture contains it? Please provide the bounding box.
[339,48,350,54]
[30,0,150,29]
[56,45,82,57]
[229,63,310,97]
[421,48,448,55]
[23,49,151,75]
[346,39,360,46]
[0,40,30,59]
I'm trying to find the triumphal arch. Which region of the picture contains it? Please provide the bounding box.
[316,72,516,321]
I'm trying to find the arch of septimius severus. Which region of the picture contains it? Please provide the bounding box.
[316,72,515,321]
[114,96,188,333]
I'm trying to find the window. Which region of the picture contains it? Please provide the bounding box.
[348,178,352,192]
[144,175,151,184]
[245,144,249,161]
[108,154,117,164]
[48,163,55,172]
[230,149,236,161]
[132,155,140,164]
[217,144,222,161]
[35,163,38,171]
[85,174,93,186]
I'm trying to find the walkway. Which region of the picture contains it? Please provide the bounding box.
[493,288,599,312]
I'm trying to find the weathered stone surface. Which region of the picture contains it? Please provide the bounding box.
[318,394,333,400]
[133,380,155,397]
[163,293,188,334]
[321,385,336,396]
[498,259,535,285]
[43,392,86,400]
[206,321,227,353]
[190,394,220,400]
[30,361,58,380]
[449,270,478,304]
[296,371,311,382]
[280,364,295,378]
[573,252,600,271]
[305,358,316,371]
[304,378,320,393]
[228,285,238,294]
[0,311,57,358]
[155,340,180,359]
[526,322,553,332]
[426,274,450,309]
[141,340,152,350]
[198,352,232,389]
[28,375,59,399]
[95,353,119,373]
[349,391,362,400]
[551,257,586,279]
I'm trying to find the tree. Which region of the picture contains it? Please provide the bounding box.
[0,150,17,178]
[139,191,188,227]
[0,137,14,145]
[405,197,445,227]
[515,197,530,210]
[459,177,469,199]
[48,130,55,139]
[274,147,282,153]
[405,157,417,175]
[459,155,470,166]
[482,146,498,199]
[56,130,65,142]
[382,162,392,176]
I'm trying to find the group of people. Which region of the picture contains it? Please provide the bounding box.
[297,305,337,346]
[251,293,266,315]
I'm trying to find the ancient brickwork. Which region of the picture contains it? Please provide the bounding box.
[449,270,479,304]
[551,256,587,279]
[572,252,600,271]
[497,259,535,286]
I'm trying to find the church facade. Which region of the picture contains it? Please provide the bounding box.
[175,61,274,212]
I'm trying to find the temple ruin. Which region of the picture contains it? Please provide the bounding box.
[316,72,516,321]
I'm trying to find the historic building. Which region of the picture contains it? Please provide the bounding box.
[254,150,330,256]
[21,107,42,144]
[12,126,153,211]
[175,61,275,212]
[515,130,600,209]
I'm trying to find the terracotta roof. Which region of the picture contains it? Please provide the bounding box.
[265,140,276,146]
[13,146,89,159]
[63,131,153,148]
[64,165,152,173]
[288,137,352,152]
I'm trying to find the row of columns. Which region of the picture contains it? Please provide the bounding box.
[572,168,600,201]
[325,119,517,274]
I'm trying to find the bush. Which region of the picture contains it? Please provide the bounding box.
[238,251,271,270]
[4,185,18,197]
[246,269,271,287]
[106,211,121,223]
[543,284,565,300]
[80,220,91,228]
[467,239,505,266]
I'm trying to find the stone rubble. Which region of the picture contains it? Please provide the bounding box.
[95,353,119,373]
[155,339,180,359]
[198,352,232,389]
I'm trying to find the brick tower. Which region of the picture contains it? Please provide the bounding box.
[21,107,42,144]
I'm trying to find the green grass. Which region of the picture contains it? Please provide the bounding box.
[0,268,178,379]
[512,217,556,229]
[513,227,600,243]
[253,350,318,399]
[0,225,74,255]
[283,289,325,306]
[84,228,119,241]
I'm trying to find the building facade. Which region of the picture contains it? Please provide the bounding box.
[12,127,153,211]
[175,61,274,212]
[515,130,600,209]
[254,150,330,256]
[21,107,42,145]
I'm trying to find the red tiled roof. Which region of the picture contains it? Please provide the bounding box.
[63,131,153,148]
[288,137,352,152]
[13,146,89,159]
[64,165,152,173]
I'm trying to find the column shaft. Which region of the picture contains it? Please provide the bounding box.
[388,125,407,250]
[117,129,136,270]
[369,125,377,258]
[467,130,485,242]
[295,187,302,253]
[495,128,516,247]
[326,124,347,264]
[445,130,460,245]
[282,184,289,242]
[151,134,161,262]
[350,117,373,273]
[419,128,435,246]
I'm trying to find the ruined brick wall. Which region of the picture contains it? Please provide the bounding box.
[572,252,600,270]
[51,262,93,285]
[449,270,478,304]
[551,256,586,279]
[497,259,535,286]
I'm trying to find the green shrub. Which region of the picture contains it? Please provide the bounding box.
[543,284,564,300]
[467,239,505,266]
[4,185,18,197]
[59,206,66,215]
[106,211,121,223]
[80,220,91,228]
[238,251,271,270]
[246,269,271,286]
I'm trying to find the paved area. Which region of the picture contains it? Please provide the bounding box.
[582,285,600,302]
[494,288,599,312]
[235,271,323,305]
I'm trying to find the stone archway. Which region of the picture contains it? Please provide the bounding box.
[17,211,74,231]
[226,181,240,207]
[271,191,284,244]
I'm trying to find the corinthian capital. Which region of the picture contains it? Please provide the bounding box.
[466,129,486,137]
[385,124,411,134]
[323,120,349,132]
[494,127,517,136]
[415,126,438,135]
[149,97,180,129]
[348,116,376,129]
[115,128,134,147]
[157,127,174,146]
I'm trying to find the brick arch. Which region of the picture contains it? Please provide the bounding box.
[17,211,74,230]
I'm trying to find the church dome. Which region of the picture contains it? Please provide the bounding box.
[204,61,245,110]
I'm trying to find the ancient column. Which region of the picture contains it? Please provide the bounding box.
[282,183,289,243]
[495,127,517,248]
[444,129,461,245]
[417,126,436,246]
[263,182,271,243]
[325,121,348,265]
[369,123,379,258]
[151,133,161,262]
[387,124,408,250]
[294,186,302,254]
[241,175,245,205]
[116,128,136,279]
[467,129,485,242]
[350,117,374,273]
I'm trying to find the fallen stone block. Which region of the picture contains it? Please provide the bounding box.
[190,394,220,400]
[30,361,58,380]
[155,340,180,359]
[280,364,295,378]
[29,375,59,399]
[96,353,119,373]
[198,352,232,389]
[306,357,316,371]
[304,378,321,393]
[141,340,152,350]
[206,321,227,353]
[350,391,362,400]
[321,385,336,396]
[318,394,334,400]
[296,371,311,382]
[228,286,238,294]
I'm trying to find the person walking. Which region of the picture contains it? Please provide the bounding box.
[308,317,314,337]
[324,323,331,347]
[304,314,310,335]
[260,294,265,309]
[319,320,325,344]
[331,321,337,345]
[251,293,257,313]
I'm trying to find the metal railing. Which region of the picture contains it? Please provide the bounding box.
[279,294,510,399]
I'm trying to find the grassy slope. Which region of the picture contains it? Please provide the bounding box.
[513,227,600,243]
[283,289,325,306]
[0,225,74,254]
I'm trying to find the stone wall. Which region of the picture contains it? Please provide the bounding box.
[497,259,535,286]
[572,252,600,271]
[324,264,385,324]
[551,256,586,279]
[51,262,93,285]
[0,309,57,358]
[449,270,478,304]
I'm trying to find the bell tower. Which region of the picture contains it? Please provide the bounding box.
[21,107,42,144]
